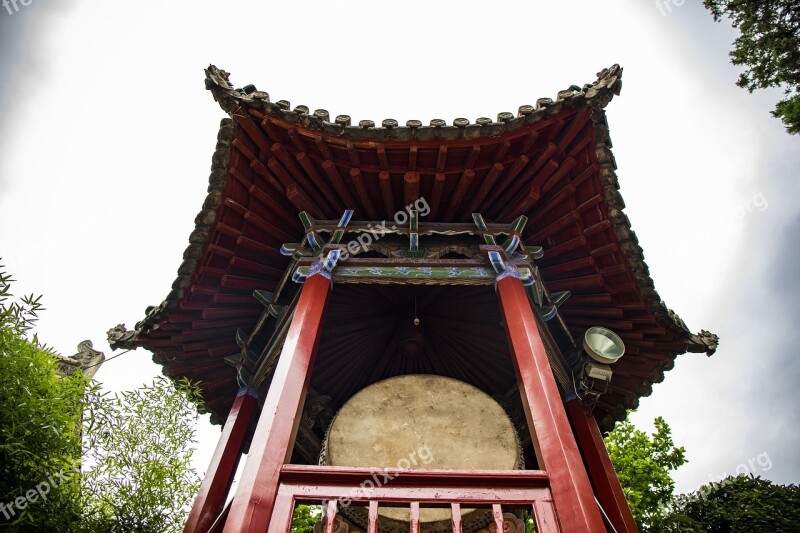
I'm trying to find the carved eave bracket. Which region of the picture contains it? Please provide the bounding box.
[107,324,138,351]
[687,329,720,356]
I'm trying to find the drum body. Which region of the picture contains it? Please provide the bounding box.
[322,374,522,532]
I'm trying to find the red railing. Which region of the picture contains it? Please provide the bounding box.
[268,465,561,533]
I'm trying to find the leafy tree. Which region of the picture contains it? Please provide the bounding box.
[605,414,687,531]
[81,376,203,532]
[661,475,800,532]
[0,264,87,530]
[291,504,321,533]
[0,262,202,532]
[704,0,800,134]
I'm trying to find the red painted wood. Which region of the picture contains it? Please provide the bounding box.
[404,171,421,209]
[207,501,231,533]
[184,390,257,533]
[430,173,446,219]
[495,275,605,531]
[368,500,379,533]
[410,501,421,533]
[350,167,378,219]
[324,500,337,533]
[321,160,359,209]
[465,162,504,218]
[565,396,639,533]
[492,504,504,533]
[281,465,549,486]
[444,169,475,221]
[490,142,555,217]
[222,273,332,533]
[379,171,396,215]
[450,503,462,533]
[269,488,295,533]
[297,152,343,213]
[484,155,528,211]
[277,465,552,504]
[532,500,560,532]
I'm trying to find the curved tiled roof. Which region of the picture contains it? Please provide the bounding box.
[109,64,717,432]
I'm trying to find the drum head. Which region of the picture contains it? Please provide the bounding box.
[323,374,522,532]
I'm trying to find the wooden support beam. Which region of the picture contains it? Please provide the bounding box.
[350,168,378,219]
[465,145,481,168]
[465,162,504,220]
[287,182,323,217]
[223,199,296,242]
[501,159,560,220]
[495,140,511,162]
[490,142,558,218]
[496,274,605,532]
[376,145,389,168]
[222,273,332,532]
[247,182,295,222]
[408,145,418,170]
[565,395,639,533]
[247,158,284,196]
[483,155,528,211]
[321,160,359,210]
[444,169,475,221]
[346,142,361,166]
[379,171,396,215]
[297,152,345,213]
[184,389,258,533]
[540,157,577,197]
[272,145,335,215]
[435,145,448,173]
[429,173,446,219]
[404,171,421,208]
[555,110,591,157]
[231,109,271,154]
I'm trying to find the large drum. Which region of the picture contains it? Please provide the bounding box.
[322,374,522,532]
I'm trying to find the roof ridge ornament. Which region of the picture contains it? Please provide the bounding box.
[585,64,623,110]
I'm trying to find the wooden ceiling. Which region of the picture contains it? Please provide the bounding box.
[117,65,717,432]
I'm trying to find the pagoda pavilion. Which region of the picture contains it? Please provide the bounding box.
[108,64,718,533]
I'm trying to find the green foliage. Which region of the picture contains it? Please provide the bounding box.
[660,475,800,532]
[704,0,800,134]
[0,263,87,530]
[291,504,320,533]
[605,414,687,532]
[80,377,203,532]
[0,262,203,532]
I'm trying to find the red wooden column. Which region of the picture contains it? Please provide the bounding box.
[495,272,605,532]
[565,394,639,533]
[184,387,259,533]
[223,271,332,533]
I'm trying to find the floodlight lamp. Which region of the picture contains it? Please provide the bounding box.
[583,326,625,365]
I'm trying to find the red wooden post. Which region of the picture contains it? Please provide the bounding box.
[409,501,420,533]
[450,503,462,533]
[495,273,605,532]
[367,501,379,533]
[184,388,259,532]
[222,272,333,532]
[565,394,639,533]
[324,500,337,533]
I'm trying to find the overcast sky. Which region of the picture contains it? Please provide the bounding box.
[1,0,798,495]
